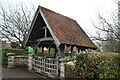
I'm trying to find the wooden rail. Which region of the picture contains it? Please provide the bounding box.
[33,56,59,77]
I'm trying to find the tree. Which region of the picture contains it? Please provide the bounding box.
[92,0,120,52]
[10,41,21,48]
[0,3,35,48]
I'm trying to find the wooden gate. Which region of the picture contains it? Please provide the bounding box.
[33,56,59,77]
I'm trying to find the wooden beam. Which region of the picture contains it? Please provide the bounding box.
[48,47,51,55]
[39,42,55,45]
[42,46,44,56]
[71,46,74,58]
[34,42,40,54]
[40,9,61,47]
[24,9,40,47]
[44,27,47,37]
[28,40,36,43]
[36,37,54,42]
[78,48,80,53]
[54,47,57,58]
[59,45,65,58]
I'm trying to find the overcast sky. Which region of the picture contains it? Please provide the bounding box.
[0,0,116,37]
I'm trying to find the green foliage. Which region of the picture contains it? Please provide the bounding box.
[3,48,27,55]
[65,64,75,78]
[65,51,120,78]
[2,48,27,67]
[64,51,77,59]
[95,53,120,78]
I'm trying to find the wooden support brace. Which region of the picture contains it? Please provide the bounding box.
[71,46,74,58]
[54,47,57,58]
[42,46,44,56]
[59,45,65,58]
[78,48,80,53]
[44,27,47,38]
[48,47,51,56]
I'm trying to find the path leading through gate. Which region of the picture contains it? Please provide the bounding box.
[2,66,48,78]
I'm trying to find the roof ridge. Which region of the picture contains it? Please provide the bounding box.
[39,6,77,22]
[25,5,97,49]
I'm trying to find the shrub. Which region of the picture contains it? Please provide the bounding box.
[65,51,120,78]
[2,48,27,67]
[74,52,98,78]
[65,64,75,78]
[96,52,120,78]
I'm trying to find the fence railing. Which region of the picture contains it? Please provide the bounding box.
[33,56,59,77]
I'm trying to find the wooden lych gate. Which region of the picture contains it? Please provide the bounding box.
[33,56,59,77]
[24,6,97,78]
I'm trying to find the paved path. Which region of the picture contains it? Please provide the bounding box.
[2,66,47,78]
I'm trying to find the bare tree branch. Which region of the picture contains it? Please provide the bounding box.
[91,0,120,52]
[0,3,35,48]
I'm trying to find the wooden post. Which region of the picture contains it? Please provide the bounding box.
[59,45,65,58]
[58,44,65,78]
[54,47,57,58]
[48,47,51,56]
[34,46,38,56]
[78,48,80,53]
[60,62,64,78]
[42,46,44,56]
[44,27,47,37]
[33,42,39,55]
[31,42,37,54]
[71,46,73,58]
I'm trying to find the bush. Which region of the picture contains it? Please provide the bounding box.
[65,51,120,78]
[65,64,75,78]
[2,48,27,67]
[95,53,120,78]
[74,52,98,78]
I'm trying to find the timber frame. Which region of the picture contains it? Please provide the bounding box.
[24,6,97,77]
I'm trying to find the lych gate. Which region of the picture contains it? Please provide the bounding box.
[24,6,97,78]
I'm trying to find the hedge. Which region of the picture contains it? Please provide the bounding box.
[65,51,120,79]
[2,48,27,67]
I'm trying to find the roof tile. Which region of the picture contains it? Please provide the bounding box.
[40,6,97,48]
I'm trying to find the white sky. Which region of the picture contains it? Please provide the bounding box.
[0,0,116,37]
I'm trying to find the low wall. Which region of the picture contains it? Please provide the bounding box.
[7,53,75,78]
[7,53,28,68]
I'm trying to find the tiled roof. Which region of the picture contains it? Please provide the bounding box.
[40,6,97,48]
